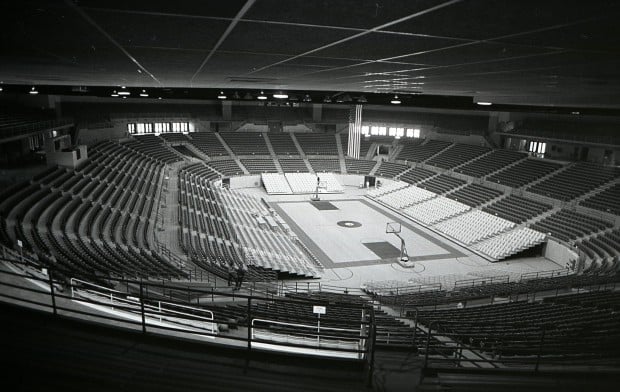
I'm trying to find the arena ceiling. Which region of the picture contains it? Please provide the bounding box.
[1,0,620,109]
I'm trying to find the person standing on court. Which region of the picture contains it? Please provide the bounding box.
[227,262,237,287]
[235,265,246,290]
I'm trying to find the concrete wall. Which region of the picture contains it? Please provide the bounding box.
[46,145,87,169]
[544,238,579,267]
[230,175,261,189]
[77,123,128,146]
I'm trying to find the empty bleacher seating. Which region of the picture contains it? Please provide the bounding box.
[418,174,466,194]
[487,158,562,188]
[268,133,299,155]
[403,196,470,225]
[344,158,376,174]
[188,132,229,157]
[220,132,270,155]
[433,210,515,245]
[375,161,409,178]
[278,158,309,172]
[483,195,552,224]
[471,228,546,261]
[398,167,436,184]
[295,133,338,155]
[528,162,618,201]
[396,139,451,162]
[240,158,278,174]
[455,149,526,178]
[446,183,503,207]
[531,209,613,242]
[426,143,490,169]
[206,160,244,176]
[309,158,341,173]
[580,183,620,215]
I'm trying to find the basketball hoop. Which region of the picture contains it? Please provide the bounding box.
[386,222,409,262]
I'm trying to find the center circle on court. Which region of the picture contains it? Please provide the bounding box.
[337,220,362,228]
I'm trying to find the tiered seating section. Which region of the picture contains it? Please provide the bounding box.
[577,229,620,263]
[455,150,526,178]
[179,164,321,277]
[398,167,436,184]
[375,186,436,209]
[309,158,341,173]
[188,132,229,157]
[278,158,309,172]
[446,184,503,207]
[581,183,620,215]
[487,159,562,188]
[425,143,490,169]
[396,139,450,162]
[295,133,338,155]
[433,210,516,245]
[261,173,293,194]
[1,141,185,280]
[344,158,376,175]
[220,133,270,155]
[205,160,244,176]
[471,228,546,260]
[126,134,183,163]
[375,161,409,178]
[483,195,552,223]
[530,209,613,242]
[403,196,470,225]
[527,162,618,201]
[284,173,343,194]
[159,132,190,143]
[240,158,278,174]
[268,133,299,155]
[418,174,466,194]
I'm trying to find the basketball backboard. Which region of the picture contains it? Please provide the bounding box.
[386,222,401,234]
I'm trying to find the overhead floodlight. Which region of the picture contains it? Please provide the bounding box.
[139,89,148,97]
[323,95,332,103]
[118,87,131,96]
[158,96,162,100]
[257,91,267,100]
[110,90,119,97]
[217,91,227,99]
[476,101,492,106]
[0,87,3,92]
[273,92,288,99]
[29,86,38,95]
[390,95,401,104]
[302,94,312,102]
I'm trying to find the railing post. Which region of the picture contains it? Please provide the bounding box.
[247,297,252,351]
[424,321,435,369]
[48,269,57,316]
[139,279,146,334]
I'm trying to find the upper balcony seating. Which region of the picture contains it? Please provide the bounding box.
[577,229,620,261]
[580,183,620,215]
[487,158,562,188]
[220,132,270,155]
[483,195,552,224]
[295,133,338,155]
[187,132,229,157]
[527,162,618,201]
[455,150,526,178]
[426,143,490,169]
[396,140,450,162]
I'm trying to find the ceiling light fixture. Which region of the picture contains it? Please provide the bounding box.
[110,90,119,97]
[118,86,130,96]
[476,101,492,106]
[29,86,38,95]
[390,95,401,104]
[323,95,332,103]
[302,94,312,102]
[217,91,227,99]
[0,87,3,92]
[139,89,148,97]
[257,91,267,100]
[273,92,288,99]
